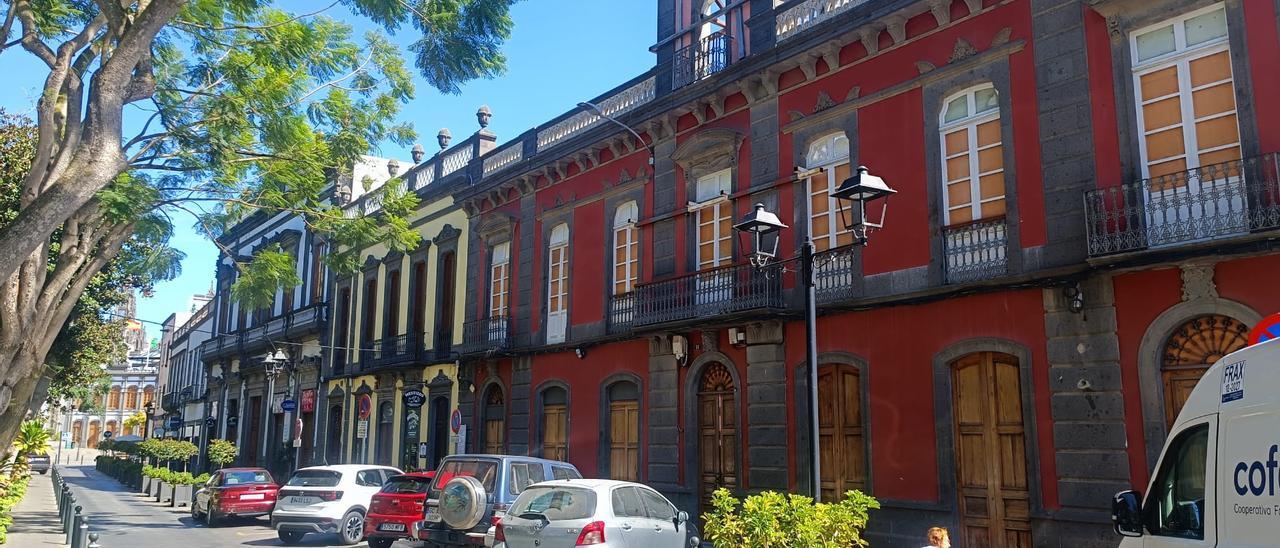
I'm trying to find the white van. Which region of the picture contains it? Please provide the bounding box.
[1113,337,1279,546]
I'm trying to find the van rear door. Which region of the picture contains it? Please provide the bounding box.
[1141,417,1217,547]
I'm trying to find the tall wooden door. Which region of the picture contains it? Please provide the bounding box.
[542,404,568,461]
[609,400,640,481]
[246,395,263,466]
[698,363,737,511]
[87,421,101,449]
[483,386,505,454]
[1161,314,1248,427]
[952,352,1031,548]
[818,364,865,501]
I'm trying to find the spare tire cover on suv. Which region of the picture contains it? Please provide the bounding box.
[439,476,487,530]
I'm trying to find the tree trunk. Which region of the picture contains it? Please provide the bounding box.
[0,355,42,452]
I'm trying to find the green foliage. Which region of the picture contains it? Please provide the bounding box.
[229,246,303,310]
[702,488,879,548]
[123,411,148,433]
[206,439,239,468]
[11,421,51,457]
[0,472,31,543]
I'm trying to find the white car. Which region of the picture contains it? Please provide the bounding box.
[271,464,403,545]
[495,479,699,548]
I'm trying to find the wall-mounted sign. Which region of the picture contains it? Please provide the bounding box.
[272,393,286,414]
[357,394,372,420]
[356,419,369,439]
[418,442,429,458]
[280,399,297,412]
[403,390,426,408]
[300,389,316,413]
[453,424,466,454]
[227,416,238,427]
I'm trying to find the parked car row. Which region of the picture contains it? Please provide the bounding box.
[187,454,698,548]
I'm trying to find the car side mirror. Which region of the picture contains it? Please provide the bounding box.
[677,510,689,524]
[1112,490,1143,537]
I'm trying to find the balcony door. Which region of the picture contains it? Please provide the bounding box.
[546,224,569,344]
[1131,5,1245,246]
[952,352,1031,548]
[693,169,733,309]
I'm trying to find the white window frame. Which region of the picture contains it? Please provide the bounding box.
[612,202,639,295]
[939,83,1004,226]
[489,242,510,318]
[804,133,852,251]
[690,169,733,270]
[545,224,569,344]
[1129,3,1237,180]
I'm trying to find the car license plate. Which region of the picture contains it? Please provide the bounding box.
[289,496,320,505]
[239,493,265,501]
[378,522,406,532]
[423,507,441,522]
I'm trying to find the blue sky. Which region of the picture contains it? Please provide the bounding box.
[0,1,657,340]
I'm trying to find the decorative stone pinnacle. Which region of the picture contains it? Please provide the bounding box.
[476,105,492,128]
[437,128,452,149]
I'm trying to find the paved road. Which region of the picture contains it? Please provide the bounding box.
[58,465,418,548]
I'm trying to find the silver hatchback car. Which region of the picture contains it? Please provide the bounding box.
[495,479,699,548]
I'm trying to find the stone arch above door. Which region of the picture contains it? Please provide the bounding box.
[1138,297,1259,468]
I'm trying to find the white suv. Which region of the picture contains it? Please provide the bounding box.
[272,464,403,545]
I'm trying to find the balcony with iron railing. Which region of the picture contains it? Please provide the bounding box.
[672,30,734,90]
[198,302,329,361]
[943,218,1009,284]
[607,292,635,334]
[775,0,871,42]
[458,316,512,355]
[1085,152,1280,257]
[355,332,428,371]
[634,261,787,327]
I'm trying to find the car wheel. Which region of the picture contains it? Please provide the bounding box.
[204,506,218,527]
[38,470,48,475]
[277,530,305,545]
[337,510,364,545]
[368,537,394,548]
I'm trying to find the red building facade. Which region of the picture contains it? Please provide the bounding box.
[447,1,1280,546]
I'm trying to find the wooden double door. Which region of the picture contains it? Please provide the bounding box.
[697,363,737,511]
[952,352,1031,548]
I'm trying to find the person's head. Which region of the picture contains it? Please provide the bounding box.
[927,527,950,548]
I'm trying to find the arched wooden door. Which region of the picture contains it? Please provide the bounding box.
[952,352,1031,548]
[1162,314,1248,427]
[87,421,101,449]
[482,386,506,454]
[697,363,737,511]
[71,421,83,447]
[818,363,865,501]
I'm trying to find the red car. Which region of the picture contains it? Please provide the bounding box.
[191,467,279,526]
[364,471,436,548]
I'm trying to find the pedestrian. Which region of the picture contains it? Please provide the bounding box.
[923,526,950,548]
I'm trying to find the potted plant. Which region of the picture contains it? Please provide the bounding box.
[147,467,163,498]
[170,472,194,507]
[142,465,154,493]
[205,439,238,471]
[158,469,175,503]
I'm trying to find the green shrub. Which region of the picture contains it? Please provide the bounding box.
[194,473,211,485]
[702,488,879,548]
[205,439,238,468]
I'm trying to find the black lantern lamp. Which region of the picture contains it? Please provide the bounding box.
[833,166,896,242]
[733,203,789,268]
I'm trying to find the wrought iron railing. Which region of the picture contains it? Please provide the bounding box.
[813,244,859,303]
[608,292,635,334]
[1085,153,1280,256]
[943,218,1008,284]
[357,341,378,368]
[634,261,786,326]
[460,316,511,353]
[776,0,871,42]
[672,31,733,90]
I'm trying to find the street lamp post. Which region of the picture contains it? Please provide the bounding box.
[733,166,895,502]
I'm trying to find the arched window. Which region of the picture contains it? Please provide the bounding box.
[142,385,155,407]
[125,386,139,410]
[612,202,639,295]
[108,387,121,410]
[546,224,570,344]
[105,420,117,436]
[482,385,506,454]
[540,386,568,461]
[87,421,101,449]
[1162,314,1248,426]
[699,0,728,39]
[604,381,640,481]
[940,84,1005,226]
[805,133,853,251]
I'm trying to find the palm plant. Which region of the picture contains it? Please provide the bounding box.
[11,420,52,481]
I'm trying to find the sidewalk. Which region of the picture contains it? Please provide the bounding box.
[7,470,65,547]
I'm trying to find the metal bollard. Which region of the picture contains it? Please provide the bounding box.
[67,506,82,544]
[72,516,88,548]
[87,532,100,548]
[61,496,73,535]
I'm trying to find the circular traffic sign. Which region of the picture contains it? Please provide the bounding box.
[450,409,462,434]
[357,394,372,420]
[1248,312,1280,345]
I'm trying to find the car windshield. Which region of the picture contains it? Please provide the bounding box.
[380,476,433,494]
[428,460,498,498]
[223,470,273,485]
[509,486,597,521]
[286,470,341,487]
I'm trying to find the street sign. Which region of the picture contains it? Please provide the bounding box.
[357,394,372,420]
[102,430,113,439]
[418,442,428,458]
[402,389,426,408]
[356,420,369,439]
[450,409,462,434]
[166,416,182,429]
[61,432,70,442]
[280,399,297,412]
[300,389,316,413]
[1248,312,1280,345]
[454,424,466,454]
